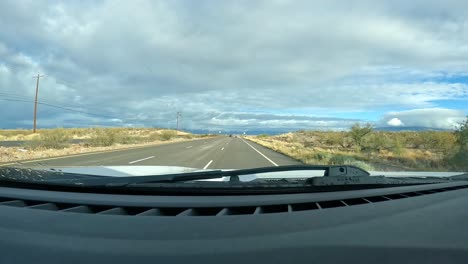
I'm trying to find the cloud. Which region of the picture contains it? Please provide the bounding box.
[0,1,467,131]
[379,108,466,129]
[387,118,404,126]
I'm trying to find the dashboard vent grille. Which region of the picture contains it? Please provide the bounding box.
[0,185,467,217]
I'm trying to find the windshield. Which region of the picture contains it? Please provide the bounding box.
[0,1,467,178]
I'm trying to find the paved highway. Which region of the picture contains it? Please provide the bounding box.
[0,139,84,148]
[9,137,302,169]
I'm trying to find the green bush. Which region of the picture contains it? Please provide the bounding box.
[349,123,373,149]
[448,118,468,170]
[160,130,177,141]
[323,132,344,146]
[392,138,405,156]
[148,132,163,142]
[24,129,71,149]
[88,128,120,147]
[362,132,390,152]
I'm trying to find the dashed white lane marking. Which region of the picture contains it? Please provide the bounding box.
[186,146,193,149]
[128,156,155,164]
[221,147,225,150]
[241,139,279,166]
[203,160,213,169]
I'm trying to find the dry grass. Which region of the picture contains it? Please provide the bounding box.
[248,136,376,171]
[0,139,190,164]
[248,130,460,171]
[0,129,38,141]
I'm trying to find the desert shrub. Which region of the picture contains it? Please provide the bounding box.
[392,138,405,156]
[362,132,390,152]
[323,132,346,147]
[448,118,468,170]
[349,123,373,149]
[419,131,456,151]
[117,135,143,144]
[67,128,93,137]
[396,132,423,149]
[24,129,71,149]
[148,132,163,141]
[328,154,374,171]
[160,130,177,141]
[180,134,193,139]
[0,129,33,138]
[88,128,120,147]
[313,151,332,162]
[89,128,151,146]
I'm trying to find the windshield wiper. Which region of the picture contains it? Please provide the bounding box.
[1,165,456,191]
[54,165,449,187]
[0,165,462,195]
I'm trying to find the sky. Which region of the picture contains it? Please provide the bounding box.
[0,0,467,133]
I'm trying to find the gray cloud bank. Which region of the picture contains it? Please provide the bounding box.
[0,0,467,131]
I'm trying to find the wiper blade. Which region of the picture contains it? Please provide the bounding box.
[63,165,372,187]
[0,166,459,195]
[2,165,454,189]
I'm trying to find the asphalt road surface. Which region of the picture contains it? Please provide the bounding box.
[9,137,302,169]
[0,139,84,148]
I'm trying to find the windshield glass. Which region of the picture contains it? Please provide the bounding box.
[0,1,467,178]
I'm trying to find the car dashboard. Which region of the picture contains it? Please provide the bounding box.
[0,181,467,263]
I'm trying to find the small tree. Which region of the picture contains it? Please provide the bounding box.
[363,132,389,152]
[450,117,468,170]
[349,123,373,150]
[392,138,405,157]
[455,118,468,149]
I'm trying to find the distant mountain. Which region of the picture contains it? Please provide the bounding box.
[374,126,452,132]
[185,126,453,135]
[184,128,292,135]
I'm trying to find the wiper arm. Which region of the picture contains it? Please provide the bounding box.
[0,166,457,193]
[63,165,371,187]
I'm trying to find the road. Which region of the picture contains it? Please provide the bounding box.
[9,137,302,169]
[0,139,84,148]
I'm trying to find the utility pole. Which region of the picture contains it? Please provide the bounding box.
[33,73,44,133]
[176,111,181,131]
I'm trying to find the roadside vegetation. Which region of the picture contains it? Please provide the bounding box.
[0,128,211,163]
[0,129,36,141]
[9,128,203,149]
[25,128,71,149]
[248,119,468,171]
[86,128,190,147]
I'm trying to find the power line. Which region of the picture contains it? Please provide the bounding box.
[0,96,162,124]
[0,92,120,119]
[0,97,118,119]
[0,91,118,116]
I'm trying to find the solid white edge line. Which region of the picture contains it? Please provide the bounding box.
[241,139,279,166]
[128,156,155,164]
[203,160,213,169]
